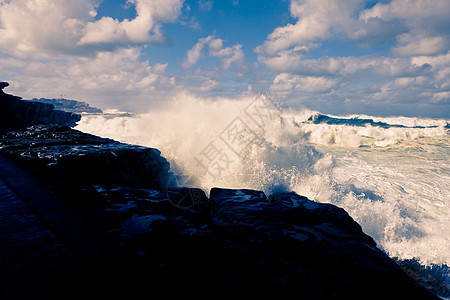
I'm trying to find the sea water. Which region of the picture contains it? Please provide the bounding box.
[76,94,449,266]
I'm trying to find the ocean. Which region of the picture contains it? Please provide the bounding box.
[76,93,449,267]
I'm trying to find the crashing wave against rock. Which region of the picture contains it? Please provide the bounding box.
[0,85,440,299]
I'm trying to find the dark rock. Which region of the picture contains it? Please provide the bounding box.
[89,185,210,239]
[202,188,438,299]
[0,82,10,90]
[72,186,439,299]
[0,81,22,101]
[0,125,170,189]
[0,82,81,128]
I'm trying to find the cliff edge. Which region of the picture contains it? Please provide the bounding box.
[0,82,81,128]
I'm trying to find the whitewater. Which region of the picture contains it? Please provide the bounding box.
[76,93,450,266]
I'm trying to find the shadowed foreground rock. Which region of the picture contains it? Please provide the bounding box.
[0,86,439,299]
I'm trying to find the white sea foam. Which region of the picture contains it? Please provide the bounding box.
[76,92,450,265]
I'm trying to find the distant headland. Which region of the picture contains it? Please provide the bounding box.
[29,97,103,114]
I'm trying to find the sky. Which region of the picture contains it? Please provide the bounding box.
[0,0,449,118]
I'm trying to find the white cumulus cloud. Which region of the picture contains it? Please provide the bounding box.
[3,48,177,110]
[393,35,448,57]
[257,0,364,56]
[270,73,339,93]
[181,35,244,69]
[258,0,450,71]
[0,0,184,57]
[79,0,183,46]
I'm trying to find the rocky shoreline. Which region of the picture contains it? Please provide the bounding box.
[0,82,440,299]
[0,82,81,128]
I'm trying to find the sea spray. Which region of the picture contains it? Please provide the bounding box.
[76,93,450,266]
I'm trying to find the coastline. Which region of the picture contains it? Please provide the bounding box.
[0,83,443,299]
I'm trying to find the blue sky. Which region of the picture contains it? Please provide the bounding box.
[1,0,449,117]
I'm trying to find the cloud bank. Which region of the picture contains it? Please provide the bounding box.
[181,35,244,70]
[0,0,183,57]
[256,0,450,116]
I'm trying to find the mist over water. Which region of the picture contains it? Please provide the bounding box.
[76,93,450,265]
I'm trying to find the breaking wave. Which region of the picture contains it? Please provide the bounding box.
[76,92,450,266]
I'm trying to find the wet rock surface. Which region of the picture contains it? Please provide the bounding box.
[0,125,170,189]
[27,183,433,299]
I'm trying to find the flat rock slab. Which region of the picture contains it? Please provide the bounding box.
[0,125,170,188]
[0,177,75,299]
